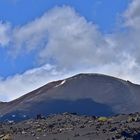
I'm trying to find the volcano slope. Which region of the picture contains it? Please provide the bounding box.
[0,73,140,121]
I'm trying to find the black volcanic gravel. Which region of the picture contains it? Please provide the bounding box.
[0,112,140,140]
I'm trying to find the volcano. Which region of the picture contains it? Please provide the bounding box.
[0,73,140,121]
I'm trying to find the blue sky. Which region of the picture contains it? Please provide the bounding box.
[1,0,140,101]
[0,0,130,77]
[0,0,130,29]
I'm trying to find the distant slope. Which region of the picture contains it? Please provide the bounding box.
[0,73,140,121]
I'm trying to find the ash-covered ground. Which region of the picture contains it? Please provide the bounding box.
[0,112,140,140]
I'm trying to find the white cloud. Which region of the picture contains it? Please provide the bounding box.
[110,0,140,65]
[1,2,140,101]
[0,22,11,46]
[0,64,71,101]
[1,6,115,68]
[124,0,140,28]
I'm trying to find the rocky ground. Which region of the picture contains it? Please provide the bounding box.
[0,112,140,140]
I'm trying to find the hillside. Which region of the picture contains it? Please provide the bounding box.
[0,73,140,121]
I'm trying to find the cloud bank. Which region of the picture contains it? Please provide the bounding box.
[0,1,140,101]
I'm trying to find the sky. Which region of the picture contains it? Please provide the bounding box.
[0,0,140,101]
